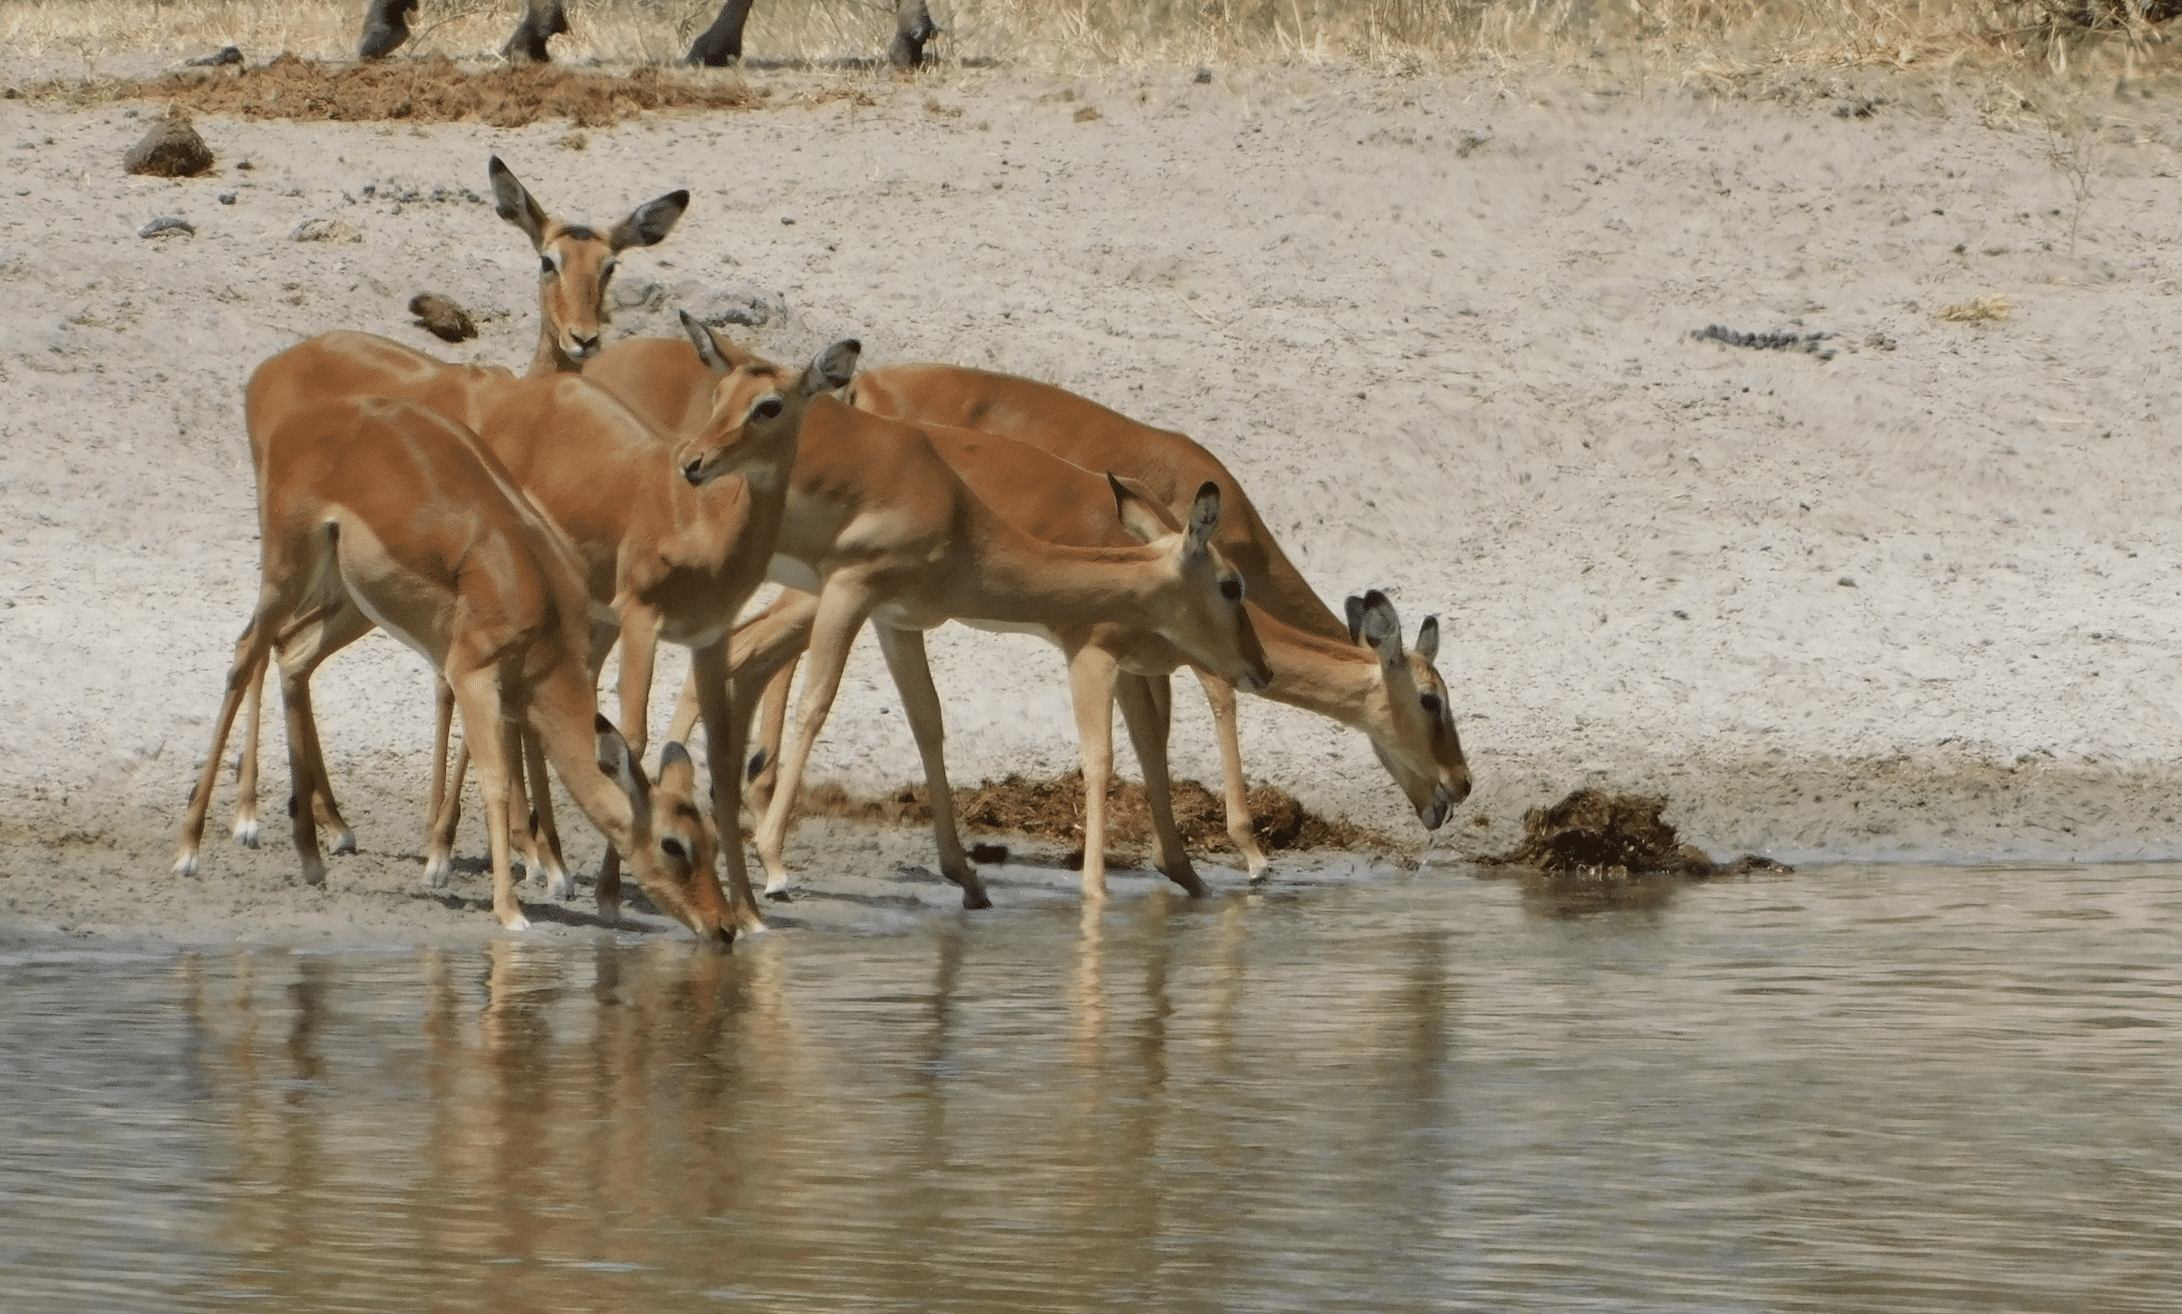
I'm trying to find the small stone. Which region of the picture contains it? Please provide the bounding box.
[123,116,215,178]
[408,293,477,343]
[780,215,795,224]
[1073,105,1102,123]
[218,191,236,205]
[1194,67,1213,83]
[139,215,195,238]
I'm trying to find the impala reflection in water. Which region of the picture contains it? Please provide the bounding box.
[3,863,2179,1312]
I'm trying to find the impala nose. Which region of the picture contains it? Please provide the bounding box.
[1421,791,1452,831]
[568,332,600,359]
[682,457,706,485]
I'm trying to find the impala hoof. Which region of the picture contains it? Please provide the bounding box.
[172,852,199,877]
[301,861,327,887]
[421,855,451,889]
[764,887,794,903]
[499,911,532,932]
[544,868,574,901]
[962,889,993,911]
[232,818,259,849]
[329,830,357,856]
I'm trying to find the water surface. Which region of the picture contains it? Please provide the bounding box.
[3,862,2178,1311]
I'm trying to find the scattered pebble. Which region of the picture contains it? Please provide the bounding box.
[122,116,214,178]
[138,215,195,238]
[1073,106,1102,123]
[217,191,236,205]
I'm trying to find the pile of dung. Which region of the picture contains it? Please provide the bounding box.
[1477,788,1788,879]
[796,772,1395,860]
[50,55,758,126]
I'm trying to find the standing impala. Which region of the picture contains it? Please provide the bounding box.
[581,325,1274,906]
[174,394,734,939]
[844,364,1472,872]
[225,157,688,887]
[689,434,1467,891]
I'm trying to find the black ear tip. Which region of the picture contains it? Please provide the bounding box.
[842,338,863,354]
[488,154,508,173]
[1196,480,1221,499]
[667,189,691,206]
[593,713,614,733]
[1363,588,1391,608]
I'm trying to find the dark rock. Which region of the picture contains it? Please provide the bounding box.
[123,117,214,178]
[409,293,477,343]
[139,216,196,238]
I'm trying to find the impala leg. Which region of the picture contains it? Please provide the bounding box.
[231,662,264,849]
[521,728,571,899]
[175,625,276,876]
[275,614,367,859]
[450,669,528,931]
[595,604,662,913]
[752,584,874,899]
[425,738,467,889]
[422,677,456,874]
[745,657,796,820]
[1195,668,1270,883]
[875,625,991,909]
[1119,672,1206,895]
[276,661,329,888]
[666,666,703,746]
[1066,646,1123,903]
[693,640,766,934]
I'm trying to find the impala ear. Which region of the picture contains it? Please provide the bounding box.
[610,188,689,251]
[1345,595,1367,643]
[489,156,550,250]
[1184,480,1222,556]
[804,338,862,394]
[1108,473,1171,544]
[594,714,650,804]
[1355,589,1404,665]
[1416,615,1441,662]
[657,741,697,794]
[679,310,733,373]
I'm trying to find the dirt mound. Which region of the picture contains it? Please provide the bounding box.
[1477,788,1788,878]
[797,772,1395,863]
[52,54,758,127]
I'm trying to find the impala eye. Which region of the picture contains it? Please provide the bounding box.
[661,837,688,860]
[1219,577,1243,602]
[540,255,556,275]
[751,397,785,422]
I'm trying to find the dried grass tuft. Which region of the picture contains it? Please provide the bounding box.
[1937,293,2013,322]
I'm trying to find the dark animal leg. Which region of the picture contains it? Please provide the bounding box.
[685,0,755,66]
[502,0,569,63]
[890,0,937,68]
[358,0,418,59]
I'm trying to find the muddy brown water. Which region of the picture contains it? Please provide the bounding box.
[2,861,2178,1312]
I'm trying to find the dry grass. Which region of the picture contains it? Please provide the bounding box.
[5,0,2182,78]
[1937,292,2014,321]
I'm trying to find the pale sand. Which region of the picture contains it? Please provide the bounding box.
[3,57,2179,945]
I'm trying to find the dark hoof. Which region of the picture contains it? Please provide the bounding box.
[764,888,794,903]
[961,889,993,911]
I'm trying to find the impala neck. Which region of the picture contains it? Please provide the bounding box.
[962,515,1177,628]
[1250,612,1383,729]
[525,285,588,378]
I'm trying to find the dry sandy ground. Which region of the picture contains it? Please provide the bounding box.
[4,53,2181,946]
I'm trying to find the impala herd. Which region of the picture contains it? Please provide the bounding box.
[171,159,1472,942]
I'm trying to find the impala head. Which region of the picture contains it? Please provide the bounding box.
[489,156,690,368]
[1113,476,1274,693]
[1346,590,1471,830]
[596,719,735,944]
[674,312,861,488]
